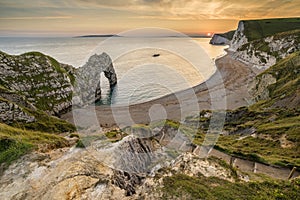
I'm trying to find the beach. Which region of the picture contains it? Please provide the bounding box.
[62,51,262,128]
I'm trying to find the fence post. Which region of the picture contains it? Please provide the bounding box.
[288,167,297,180]
[230,157,235,167]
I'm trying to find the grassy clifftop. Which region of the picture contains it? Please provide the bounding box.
[215,30,235,40]
[242,18,300,42]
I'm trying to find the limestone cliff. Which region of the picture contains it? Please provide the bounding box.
[210,30,235,45]
[232,30,300,68]
[229,21,248,51]
[0,51,74,116]
[229,18,300,68]
[0,122,233,199]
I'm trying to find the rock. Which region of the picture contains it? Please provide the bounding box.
[229,21,248,51]
[229,20,300,68]
[249,74,277,102]
[73,52,117,106]
[210,34,230,45]
[0,51,118,118]
[0,99,36,124]
[0,51,74,116]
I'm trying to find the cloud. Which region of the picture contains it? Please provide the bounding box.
[0,16,72,20]
[1,0,299,36]
[1,0,299,21]
[71,0,300,20]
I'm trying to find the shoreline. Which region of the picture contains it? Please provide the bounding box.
[62,52,262,127]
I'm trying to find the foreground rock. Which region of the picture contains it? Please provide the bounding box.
[0,131,234,200]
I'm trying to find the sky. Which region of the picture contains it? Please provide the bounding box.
[0,0,299,36]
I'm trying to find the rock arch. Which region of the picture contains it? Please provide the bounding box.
[73,52,117,106]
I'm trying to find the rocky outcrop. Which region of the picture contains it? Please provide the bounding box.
[0,122,230,199]
[210,34,230,45]
[73,52,117,106]
[210,30,235,45]
[248,74,276,103]
[248,52,300,108]
[0,51,117,126]
[232,30,300,68]
[229,19,300,68]
[0,98,36,124]
[229,21,248,51]
[0,51,74,116]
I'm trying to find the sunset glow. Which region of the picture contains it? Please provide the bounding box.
[0,0,300,36]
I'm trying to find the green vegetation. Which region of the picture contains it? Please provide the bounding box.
[221,53,300,167]
[0,51,75,113]
[0,51,78,168]
[161,173,300,200]
[207,107,300,167]
[75,139,86,148]
[242,18,300,42]
[238,30,300,61]
[187,52,300,168]
[21,51,72,79]
[256,51,300,108]
[216,30,236,40]
[105,129,128,142]
[0,123,68,167]
[7,103,76,133]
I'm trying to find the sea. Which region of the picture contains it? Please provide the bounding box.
[0,37,227,105]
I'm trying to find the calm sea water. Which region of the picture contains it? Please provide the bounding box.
[0,37,227,105]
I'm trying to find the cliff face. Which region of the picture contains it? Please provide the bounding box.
[229,21,248,51]
[0,51,74,116]
[232,30,300,68]
[229,18,300,68]
[0,122,230,199]
[210,30,235,45]
[210,34,230,45]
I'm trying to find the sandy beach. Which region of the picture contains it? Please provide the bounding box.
[62,52,262,128]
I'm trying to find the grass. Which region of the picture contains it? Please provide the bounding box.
[242,18,300,42]
[219,108,299,167]
[11,108,76,133]
[216,30,236,40]
[257,52,300,106]
[200,52,300,167]
[161,173,300,200]
[0,123,68,167]
[0,88,75,134]
[186,106,300,167]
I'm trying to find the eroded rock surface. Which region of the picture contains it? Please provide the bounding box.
[73,52,117,106]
